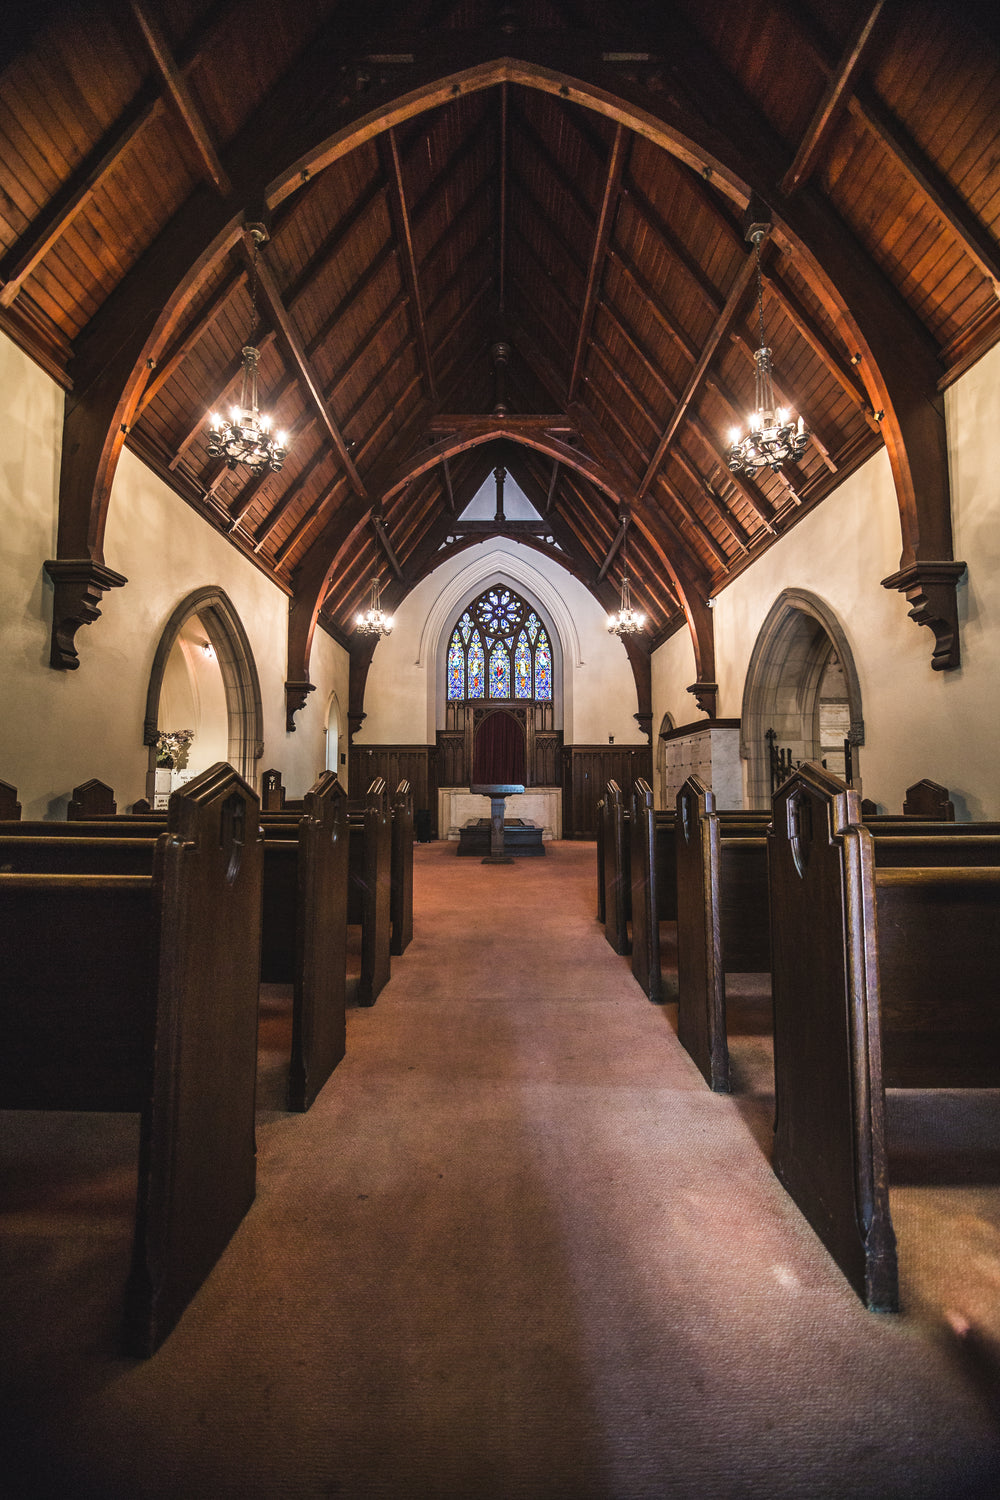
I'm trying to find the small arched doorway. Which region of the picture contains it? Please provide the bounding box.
[656,712,676,809]
[741,590,864,809]
[145,588,264,787]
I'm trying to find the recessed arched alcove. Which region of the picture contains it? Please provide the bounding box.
[741,590,864,809]
[144,587,264,786]
[656,712,676,809]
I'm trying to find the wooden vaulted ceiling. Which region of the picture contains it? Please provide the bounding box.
[2,0,999,689]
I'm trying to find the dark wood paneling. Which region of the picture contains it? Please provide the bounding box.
[351,745,434,832]
[563,744,653,839]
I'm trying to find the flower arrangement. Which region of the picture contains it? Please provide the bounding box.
[156,729,194,769]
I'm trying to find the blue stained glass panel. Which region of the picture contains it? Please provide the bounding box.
[489,645,510,698]
[447,634,464,700]
[535,633,552,700]
[514,632,531,698]
[459,611,473,644]
[468,633,485,697]
[526,612,539,642]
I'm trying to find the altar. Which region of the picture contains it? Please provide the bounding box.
[439,786,561,842]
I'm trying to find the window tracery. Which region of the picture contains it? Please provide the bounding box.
[446,588,553,703]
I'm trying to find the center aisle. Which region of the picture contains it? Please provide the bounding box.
[23,841,1000,1498]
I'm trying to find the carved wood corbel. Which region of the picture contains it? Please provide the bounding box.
[284,679,316,731]
[880,560,967,671]
[633,711,653,742]
[43,558,128,670]
[687,681,719,717]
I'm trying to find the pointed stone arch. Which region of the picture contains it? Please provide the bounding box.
[144,587,264,786]
[740,589,864,809]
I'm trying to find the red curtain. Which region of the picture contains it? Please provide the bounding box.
[472,711,526,785]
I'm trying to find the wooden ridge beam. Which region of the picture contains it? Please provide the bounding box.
[127,0,232,196]
[246,233,366,497]
[381,128,436,402]
[780,1,887,198]
[498,81,509,314]
[568,124,627,403]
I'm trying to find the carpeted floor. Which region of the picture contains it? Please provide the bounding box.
[2,839,999,1499]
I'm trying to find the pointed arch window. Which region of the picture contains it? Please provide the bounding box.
[446,587,554,703]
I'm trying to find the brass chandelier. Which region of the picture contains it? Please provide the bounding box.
[354,576,394,637]
[606,518,645,636]
[206,226,288,476]
[727,225,809,476]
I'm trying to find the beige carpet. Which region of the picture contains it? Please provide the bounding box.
[2,840,999,1499]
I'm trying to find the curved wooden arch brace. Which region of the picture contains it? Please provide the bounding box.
[144,585,265,784]
[58,44,957,672]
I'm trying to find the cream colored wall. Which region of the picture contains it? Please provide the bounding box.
[355,535,646,749]
[651,341,1000,817]
[158,616,230,773]
[0,334,348,816]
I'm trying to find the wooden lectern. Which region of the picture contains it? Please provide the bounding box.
[470,783,525,864]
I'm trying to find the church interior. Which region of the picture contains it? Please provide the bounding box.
[2,0,1000,1495]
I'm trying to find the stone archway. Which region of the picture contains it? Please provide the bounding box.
[741,590,864,809]
[145,587,264,786]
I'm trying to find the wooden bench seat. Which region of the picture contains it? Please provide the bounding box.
[347,778,392,1007]
[769,764,1000,1312]
[0,764,262,1356]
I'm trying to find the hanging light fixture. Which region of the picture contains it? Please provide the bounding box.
[727,223,809,476]
[206,225,288,475]
[606,518,645,636]
[355,576,394,637]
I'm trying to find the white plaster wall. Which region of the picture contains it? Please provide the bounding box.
[355,536,645,747]
[0,334,347,815]
[707,344,1000,818]
[650,625,697,731]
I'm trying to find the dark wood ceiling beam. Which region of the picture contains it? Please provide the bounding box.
[545,460,561,515]
[568,124,627,403]
[428,415,576,435]
[670,447,752,552]
[596,515,628,583]
[654,473,732,572]
[371,514,404,580]
[499,81,509,314]
[247,234,366,496]
[381,128,436,402]
[781,0,1000,289]
[283,179,389,308]
[252,445,331,550]
[273,475,348,569]
[136,268,244,418]
[441,457,457,513]
[127,0,232,196]
[0,0,239,307]
[765,273,877,424]
[779,1,888,198]
[605,246,700,365]
[637,252,757,500]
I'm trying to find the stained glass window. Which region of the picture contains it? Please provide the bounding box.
[468,632,485,697]
[447,632,465,700]
[535,631,552,700]
[445,589,552,705]
[514,631,532,698]
[489,644,510,698]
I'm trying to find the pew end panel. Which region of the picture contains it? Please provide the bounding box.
[602,781,631,956]
[391,781,414,957]
[675,778,728,1093]
[349,778,392,1008]
[769,765,898,1313]
[0,780,21,820]
[126,763,263,1356]
[630,780,662,1003]
[67,778,117,819]
[288,771,349,1112]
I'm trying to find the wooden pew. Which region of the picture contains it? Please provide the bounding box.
[67,777,116,819]
[347,778,392,1007]
[602,780,631,956]
[256,772,349,1111]
[391,780,414,957]
[0,780,21,820]
[862,777,955,822]
[769,764,1000,1312]
[595,796,605,923]
[674,778,772,1091]
[0,763,262,1356]
[261,767,304,814]
[630,780,664,1001]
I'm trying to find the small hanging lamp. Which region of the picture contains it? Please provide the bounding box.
[606,517,645,636]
